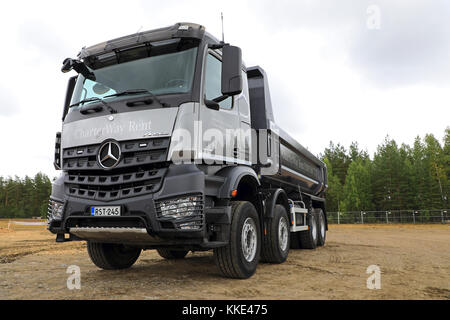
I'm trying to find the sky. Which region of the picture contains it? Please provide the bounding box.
[0,0,449,178]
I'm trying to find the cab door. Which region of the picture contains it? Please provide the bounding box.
[236,70,252,163]
[199,50,242,164]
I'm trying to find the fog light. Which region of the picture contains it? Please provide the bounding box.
[157,196,203,219]
[177,221,202,230]
[48,199,64,221]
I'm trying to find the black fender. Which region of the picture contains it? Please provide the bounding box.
[265,188,290,220]
[215,166,260,199]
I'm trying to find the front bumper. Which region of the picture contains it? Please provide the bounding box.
[48,164,230,249]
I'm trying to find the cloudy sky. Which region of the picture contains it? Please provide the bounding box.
[0,0,449,178]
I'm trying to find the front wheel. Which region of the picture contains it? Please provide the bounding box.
[87,242,141,270]
[214,201,261,279]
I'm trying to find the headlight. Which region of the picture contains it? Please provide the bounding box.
[157,196,203,219]
[48,199,64,221]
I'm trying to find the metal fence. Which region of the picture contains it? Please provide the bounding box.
[327,209,449,224]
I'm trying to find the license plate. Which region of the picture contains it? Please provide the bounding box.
[90,206,121,216]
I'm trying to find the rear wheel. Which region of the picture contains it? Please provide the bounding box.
[299,211,318,249]
[261,204,290,263]
[214,201,261,279]
[316,208,326,246]
[87,242,141,270]
[156,248,189,259]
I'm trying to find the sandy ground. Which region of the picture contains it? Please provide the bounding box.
[0,220,449,300]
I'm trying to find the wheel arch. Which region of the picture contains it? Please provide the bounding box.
[265,189,290,221]
[216,166,260,199]
[215,166,263,228]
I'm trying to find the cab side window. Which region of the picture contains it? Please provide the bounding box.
[204,53,233,109]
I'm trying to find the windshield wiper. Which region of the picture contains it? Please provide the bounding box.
[69,97,117,114]
[105,89,171,108]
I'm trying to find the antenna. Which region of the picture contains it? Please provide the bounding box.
[136,25,143,43]
[221,12,224,43]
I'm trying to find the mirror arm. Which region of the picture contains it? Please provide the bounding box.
[213,95,229,103]
[204,97,220,110]
[73,63,96,81]
[208,43,228,50]
[61,58,96,81]
[205,94,231,110]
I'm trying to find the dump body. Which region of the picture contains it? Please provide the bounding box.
[247,66,327,197]
[277,128,328,196]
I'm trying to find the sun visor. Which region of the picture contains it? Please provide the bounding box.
[78,23,205,60]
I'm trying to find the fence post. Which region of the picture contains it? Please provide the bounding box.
[360,211,366,224]
[337,211,340,225]
[413,211,416,224]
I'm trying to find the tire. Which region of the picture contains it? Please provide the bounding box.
[87,242,141,270]
[299,211,318,249]
[315,208,326,246]
[214,201,261,279]
[261,204,290,263]
[156,248,189,259]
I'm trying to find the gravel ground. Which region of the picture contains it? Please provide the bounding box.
[0,221,449,300]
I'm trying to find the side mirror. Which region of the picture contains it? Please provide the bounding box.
[61,58,75,73]
[61,58,96,81]
[221,45,242,96]
[62,76,77,121]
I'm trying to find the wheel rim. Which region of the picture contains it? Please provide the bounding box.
[241,217,257,262]
[278,216,288,251]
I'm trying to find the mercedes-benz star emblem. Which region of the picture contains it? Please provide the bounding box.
[98,141,121,169]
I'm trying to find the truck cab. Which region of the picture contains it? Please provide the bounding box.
[48,22,328,279]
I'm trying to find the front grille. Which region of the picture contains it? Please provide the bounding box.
[62,138,169,171]
[63,138,170,201]
[64,167,167,201]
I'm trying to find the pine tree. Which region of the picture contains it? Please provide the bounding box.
[322,142,351,186]
[423,134,446,209]
[443,127,450,208]
[341,158,373,212]
[323,157,343,212]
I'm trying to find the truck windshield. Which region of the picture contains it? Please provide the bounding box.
[69,47,198,107]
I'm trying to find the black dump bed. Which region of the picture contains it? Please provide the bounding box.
[247,66,328,197]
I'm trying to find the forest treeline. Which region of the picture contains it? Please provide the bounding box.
[321,128,449,212]
[0,129,448,218]
[0,173,52,218]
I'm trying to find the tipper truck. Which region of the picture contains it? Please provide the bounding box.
[48,22,328,279]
